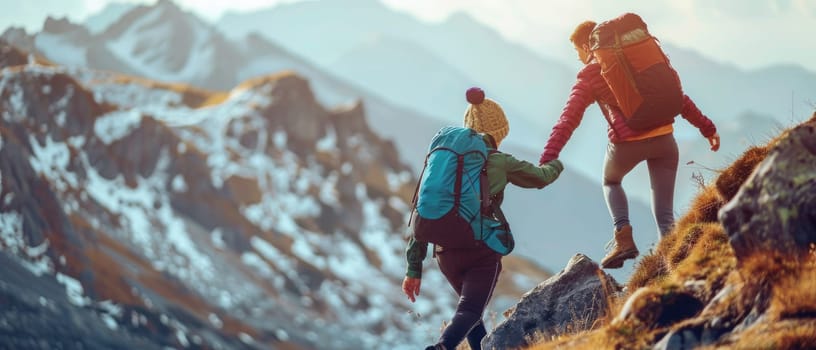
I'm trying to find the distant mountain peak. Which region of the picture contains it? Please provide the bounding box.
[443,11,483,27]
[84,2,136,34]
[156,0,182,11]
[103,0,196,39]
[42,16,87,36]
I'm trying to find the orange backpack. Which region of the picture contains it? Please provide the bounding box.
[590,13,683,131]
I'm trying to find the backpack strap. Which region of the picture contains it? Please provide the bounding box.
[480,149,499,217]
[452,149,487,216]
[408,154,430,227]
[452,154,464,216]
[492,190,510,235]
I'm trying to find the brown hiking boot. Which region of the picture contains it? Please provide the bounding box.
[601,224,639,269]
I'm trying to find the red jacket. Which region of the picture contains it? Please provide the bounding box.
[539,62,717,164]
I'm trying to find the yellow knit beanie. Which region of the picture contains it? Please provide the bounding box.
[463,87,509,147]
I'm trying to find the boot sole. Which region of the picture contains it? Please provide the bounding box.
[601,249,639,269]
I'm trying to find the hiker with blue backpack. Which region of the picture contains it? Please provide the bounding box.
[402,87,564,350]
[539,15,720,269]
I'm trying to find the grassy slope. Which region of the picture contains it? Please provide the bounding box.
[527,114,816,350]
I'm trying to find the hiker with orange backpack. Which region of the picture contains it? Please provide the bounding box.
[403,87,564,350]
[539,15,720,269]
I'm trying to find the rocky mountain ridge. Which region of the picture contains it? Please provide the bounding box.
[0,1,660,283]
[0,44,555,348]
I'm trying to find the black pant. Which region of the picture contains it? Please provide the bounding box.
[436,244,502,350]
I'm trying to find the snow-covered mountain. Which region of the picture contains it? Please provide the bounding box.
[1,1,434,165]
[0,0,658,283]
[0,41,571,347]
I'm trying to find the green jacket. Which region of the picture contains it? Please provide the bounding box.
[405,148,564,278]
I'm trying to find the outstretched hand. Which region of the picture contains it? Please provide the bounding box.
[707,133,721,152]
[539,153,555,166]
[402,277,421,303]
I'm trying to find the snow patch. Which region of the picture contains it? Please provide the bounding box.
[316,125,337,153]
[67,135,85,149]
[0,212,24,254]
[176,329,190,347]
[93,81,183,109]
[275,329,289,341]
[273,130,287,149]
[319,172,340,206]
[208,313,223,329]
[241,252,273,276]
[28,135,78,192]
[251,236,309,293]
[210,228,226,250]
[239,333,254,344]
[56,273,91,307]
[360,193,404,277]
[326,238,369,281]
[341,162,352,175]
[388,196,409,213]
[386,170,412,192]
[291,238,326,269]
[171,174,188,192]
[4,77,27,123]
[101,313,119,330]
[99,300,123,317]
[94,109,143,145]
[82,150,218,289]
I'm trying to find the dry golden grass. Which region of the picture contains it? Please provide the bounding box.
[522,117,816,349]
[664,224,735,291]
[627,220,730,294]
[714,145,769,202]
[740,248,816,319]
[675,185,723,228]
[722,319,816,350]
[235,70,300,92]
[627,253,667,291]
[692,243,816,349]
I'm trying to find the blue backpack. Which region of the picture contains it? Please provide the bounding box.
[409,126,514,255]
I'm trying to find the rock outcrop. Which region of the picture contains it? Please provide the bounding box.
[720,115,816,260]
[0,40,28,68]
[482,254,620,350]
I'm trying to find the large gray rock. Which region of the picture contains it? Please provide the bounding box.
[720,117,816,261]
[482,254,620,350]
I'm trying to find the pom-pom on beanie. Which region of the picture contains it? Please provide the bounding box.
[463,87,509,147]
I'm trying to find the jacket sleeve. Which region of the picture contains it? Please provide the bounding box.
[540,65,598,164]
[405,235,428,278]
[504,157,564,189]
[680,95,717,138]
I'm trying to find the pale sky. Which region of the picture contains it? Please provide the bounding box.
[2,0,814,71]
